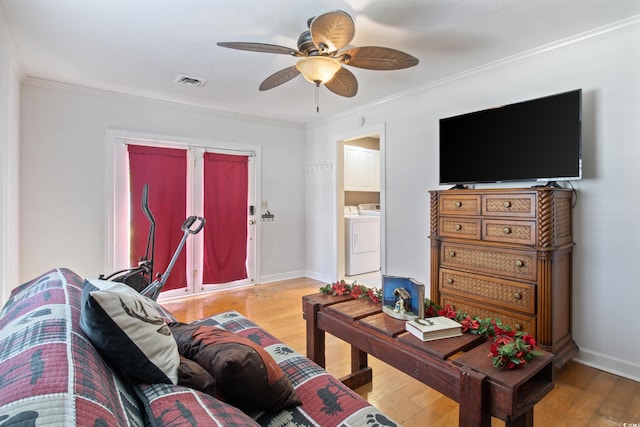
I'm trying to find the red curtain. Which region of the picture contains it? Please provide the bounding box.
[203,152,249,284]
[128,145,187,292]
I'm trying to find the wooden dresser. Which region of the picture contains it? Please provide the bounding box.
[429,187,578,367]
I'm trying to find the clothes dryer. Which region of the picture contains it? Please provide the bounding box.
[345,206,380,276]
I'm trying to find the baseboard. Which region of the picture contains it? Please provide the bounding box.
[573,348,640,382]
[259,270,306,284]
[303,270,335,285]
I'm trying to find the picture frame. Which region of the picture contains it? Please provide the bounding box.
[381,275,425,320]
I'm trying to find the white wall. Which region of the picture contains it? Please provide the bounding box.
[305,21,640,380]
[18,81,306,287]
[0,9,22,304]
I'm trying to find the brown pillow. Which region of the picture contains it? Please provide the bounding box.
[177,356,217,397]
[169,323,301,412]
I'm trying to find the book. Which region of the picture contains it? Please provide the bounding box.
[405,316,463,341]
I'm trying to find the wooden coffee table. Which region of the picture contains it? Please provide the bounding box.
[303,293,555,427]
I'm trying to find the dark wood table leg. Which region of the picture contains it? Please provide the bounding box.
[459,366,490,427]
[303,297,326,368]
[339,345,373,389]
[505,410,534,427]
[351,344,367,372]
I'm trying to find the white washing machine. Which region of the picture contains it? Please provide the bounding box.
[357,203,381,216]
[345,206,380,276]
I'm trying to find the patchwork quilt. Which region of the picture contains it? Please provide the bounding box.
[0,268,144,426]
[0,268,398,427]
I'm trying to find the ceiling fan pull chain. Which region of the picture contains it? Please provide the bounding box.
[315,81,320,113]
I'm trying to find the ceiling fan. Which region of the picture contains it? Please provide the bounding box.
[217,10,419,99]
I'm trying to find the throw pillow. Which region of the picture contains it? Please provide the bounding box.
[136,383,260,427]
[80,279,179,384]
[177,355,217,397]
[170,323,302,412]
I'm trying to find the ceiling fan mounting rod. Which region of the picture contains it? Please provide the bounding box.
[314,81,321,113]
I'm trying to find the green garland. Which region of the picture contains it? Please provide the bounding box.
[319,279,382,303]
[321,280,542,370]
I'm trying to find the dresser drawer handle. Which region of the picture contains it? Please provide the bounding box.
[503,201,511,208]
[503,227,511,234]
[515,260,524,268]
[446,278,454,285]
[449,251,456,257]
[514,323,522,331]
[513,292,522,300]
[455,201,462,207]
[455,224,462,231]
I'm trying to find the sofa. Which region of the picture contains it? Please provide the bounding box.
[0,268,397,426]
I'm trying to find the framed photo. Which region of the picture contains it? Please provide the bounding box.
[381,275,425,320]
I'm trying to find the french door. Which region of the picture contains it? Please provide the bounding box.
[110,135,258,299]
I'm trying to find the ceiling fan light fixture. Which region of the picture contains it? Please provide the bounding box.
[295,56,341,84]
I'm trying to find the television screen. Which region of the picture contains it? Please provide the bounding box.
[439,89,582,186]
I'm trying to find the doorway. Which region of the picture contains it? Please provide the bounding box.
[337,128,384,289]
[106,130,260,299]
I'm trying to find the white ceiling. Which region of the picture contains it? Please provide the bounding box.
[2,0,639,124]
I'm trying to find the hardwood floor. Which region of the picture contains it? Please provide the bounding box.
[161,278,640,426]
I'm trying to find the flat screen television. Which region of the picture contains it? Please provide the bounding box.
[439,89,582,186]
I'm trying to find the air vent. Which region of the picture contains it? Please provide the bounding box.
[174,73,208,88]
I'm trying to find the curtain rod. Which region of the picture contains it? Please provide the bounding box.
[122,139,256,157]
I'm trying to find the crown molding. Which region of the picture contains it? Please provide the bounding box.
[425,13,640,90]
[21,77,303,130]
[310,13,640,130]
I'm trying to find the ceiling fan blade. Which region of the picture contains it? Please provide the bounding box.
[217,42,301,56]
[338,46,419,70]
[324,67,358,98]
[259,66,301,91]
[310,10,355,53]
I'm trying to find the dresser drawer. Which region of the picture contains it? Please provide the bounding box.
[482,219,536,245]
[482,193,536,218]
[439,268,535,314]
[442,296,536,336]
[441,243,537,281]
[439,194,482,216]
[439,217,481,239]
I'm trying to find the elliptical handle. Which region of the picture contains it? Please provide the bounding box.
[140,184,156,282]
[141,184,156,226]
[182,216,206,234]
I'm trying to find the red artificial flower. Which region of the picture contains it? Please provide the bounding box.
[522,334,537,347]
[494,335,514,346]
[425,305,437,318]
[460,315,480,333]
[493,323,515,338]
[437,304,457,319]
[332,281,349,296]
[367,288,380,303]
[351,286,363,299]
[489,342,499,357]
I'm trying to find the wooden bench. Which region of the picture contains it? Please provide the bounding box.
[303,293,555,427]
